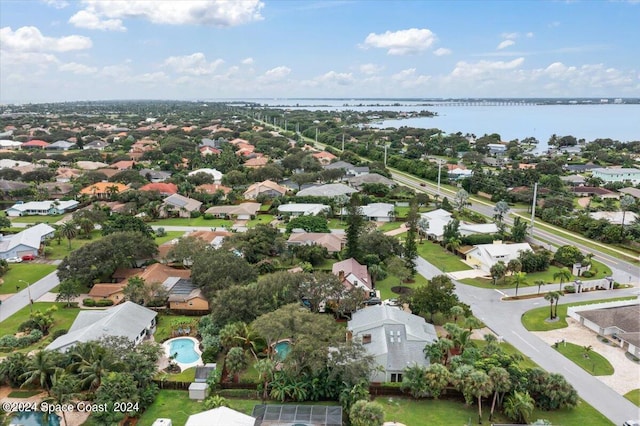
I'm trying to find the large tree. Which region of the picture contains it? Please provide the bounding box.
[55,278,82,307]
[101,214,154,238]
[405,275,460,322]
[404,199,419,275]
[344,195,365,260]
[191,249,257,296]
[165,235,208,266]
[224,224,285,263]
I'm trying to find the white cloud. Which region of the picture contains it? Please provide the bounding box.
[241,57,254,65]
[42,0,69,8]
[163,53,224,76]
[128,71,168,84]
[59,62,97,74]
[0,26,92,52]
[263,66,291,80]
[359,63,383,75]
[497,40,515,50]
[75,0,264,27]
[316,71,354,85]
[451,58,525,79]
[391,68,431,87]
[69,10,126,31]
[362,28,436,55]
[526,32,534,38]
[433,47,452,56]
[501,32,519,40]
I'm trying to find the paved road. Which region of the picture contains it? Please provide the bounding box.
[415,256,640,425]
[0,270,60,322]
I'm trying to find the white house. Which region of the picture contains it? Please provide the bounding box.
[359,203,395,222]
[188,168,223,183]
[465,241,533,272]
[348,305,438,383]
[46,302,157,352]
[419,209,498,241]
[297,183,357,198]
[278,203,330,217]
[6,200,79,217]
[591,167,640,185]
[0,223,54,259]
[185,407,255,426]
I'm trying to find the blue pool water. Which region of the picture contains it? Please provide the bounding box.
[11,411,60,426]
[274,340,292,361]
[169,338,200,363]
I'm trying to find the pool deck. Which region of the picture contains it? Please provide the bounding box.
[163,336,203,371]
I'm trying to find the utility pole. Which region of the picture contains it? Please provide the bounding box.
[342,133,345,151]
[384,144,388,166]
[315,127,318,144]
[437,160,442,196]
[530,182,538,236]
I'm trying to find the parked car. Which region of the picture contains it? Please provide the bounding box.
[6,257,22,263]
[623,421,640,426]
[21,254,36,261]
[364,297,382,306]
[384,298,400,307]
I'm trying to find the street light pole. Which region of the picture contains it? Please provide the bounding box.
[18,279,33,313]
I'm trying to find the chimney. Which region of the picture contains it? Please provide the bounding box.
[338,270,345,281]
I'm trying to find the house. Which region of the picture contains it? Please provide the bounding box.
[359,203,394,222]
[487,143,507,155]
[185,407,255,426]
[312,151,337,165]
[158,230,231,260]
[83,140,110,150]
[79,182,129,199]
[0,179,30,194]
[46,140,76,150]
[38,182,74,198]
[46,302,157,352]
[243,180,288,199]
[188,168,223,183]
[0,140,23,149]
[0,223,54,259]
[139,182,178,196]
[565,163,599,173]
[448,165,473,180]
[560,174,586,186]
[21,139,50,149]
[165,278,209,312]
[297,183,357,198]
[110,160,136,170]
[139,168,171,183]
[465,241,533,272]
[620,187,640,199]
[570,187,619,199]
[347,173,395,190]
[55,168,82,182]
[591,167,640,185]
[287,231,345,254]
[589,211,638,225]
[332,258,372,292]
[161,194,202,218]
[87,283,126,305]
[205,202,261,220]
[123,263,191,287]
[419,209,498,241]
[195,183,232,198]
[277,203,330,217]
[199,146,221,156]
[244,156,269,168]
[347,305,438,383]
[324,160,369,177]
[76,160,110,170]
[6,200,79,217]
[0,159,31,169]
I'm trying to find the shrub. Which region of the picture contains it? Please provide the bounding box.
[83,298,96,307]
[581,270,594,278]
[156,227,166,237]
[190,211,202,219]
[564,285,576,294]
[203,213,215,220]
[52,329,68,339]
[613,282,621,289]
[95,299,114,307]
[0,334,18,349]
[18,319,39,333]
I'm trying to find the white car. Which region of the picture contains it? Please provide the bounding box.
[6,257,22,263]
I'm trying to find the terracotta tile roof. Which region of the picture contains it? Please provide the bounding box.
[196,183,232,195]
[22,139,50,147]
[139,182,178,195]
[244,157,269,168]
[123,263,191,285]
[80,182,129,195]
[88,283,125,297]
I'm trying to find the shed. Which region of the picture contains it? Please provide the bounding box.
[188,382,208,400]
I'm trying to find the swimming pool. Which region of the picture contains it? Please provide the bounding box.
[274,340,292,361]
[169,338,200,363]
[11,411,60,426]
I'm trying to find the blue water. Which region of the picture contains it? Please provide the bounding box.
[10,411,60,426]
[169,338,200,364]
[274,341,292,361]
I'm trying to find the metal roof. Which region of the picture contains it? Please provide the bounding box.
[252,405,342,426]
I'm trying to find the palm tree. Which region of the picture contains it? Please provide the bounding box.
[534,280,545,295]
[467,369,492,424]
[232,322,264,361]
[19,350,59,395]
[488,367,511,421]
[44,370,79,426]
[75,217,94,238]
[544,291,562,320]
[463,316,483,333]
[225,347,247,383]
[450,305,465,323]
[58,221,78,249]
[445,236,462,254]
[504,391,535,424]
[553,268,572,292]
[69,343,119,391]
[512,271,527,297]
[423,363,451,399]
[620,194,635,229]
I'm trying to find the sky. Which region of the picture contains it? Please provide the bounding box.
[1,0,639,103]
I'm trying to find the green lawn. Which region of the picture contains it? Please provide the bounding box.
[44,230,103,260]
[0,302,82,354]
[461,260,612,289]
[137,390,612,426]
[247,214,275,227]
[521,296,638,331]
[155,314,199,343]
[553,341,614,376]
[0,263,57,294]
[149,217,234,227]
[417,240,471,272]
[7,390,41,398]
[377,221,403,232]
[154,231,185,245]
[326,218,347,229]
[624,389,640,406]
[375,273,427,300]
[10,214,66,224]
[167,367,196,382]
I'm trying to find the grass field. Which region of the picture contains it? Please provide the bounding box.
[10,214,66,224]
[0,263,57,294]
[247,214,275,227]
[624,389,640,406]
[0,302,82,354]
[521,296,638,332]
[44,230,103,260]
[136,390,613,426]
[375,273,428,300]
[148,217,233,227]
[154,231,184,245]
[166,367,196,382]
[377,221,404,232]
[154,314,199,343]
[417,240,471,272]
[553,341,614,376]
[326,218,347,229]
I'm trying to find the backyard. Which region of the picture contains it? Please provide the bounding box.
[417,240,471,272]
[154,314,199,343]
[0,263,57,294]
[44,230,103,260]
[148,217,233,227]
[375,273,428,301]
[154,230,185,245]
[9,214,66,224]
